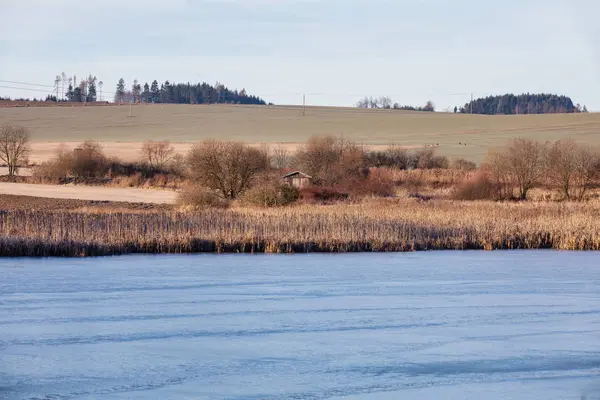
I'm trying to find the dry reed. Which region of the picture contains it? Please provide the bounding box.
[2,199,600,256]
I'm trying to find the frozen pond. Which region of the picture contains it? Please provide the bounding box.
[1,252,600,399]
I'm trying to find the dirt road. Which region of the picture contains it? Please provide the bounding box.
[0,182,177,204]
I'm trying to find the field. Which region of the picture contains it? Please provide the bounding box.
[2,104,600,163]
[0,182,176,204]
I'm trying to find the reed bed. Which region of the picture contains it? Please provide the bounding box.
[1,199,600,256]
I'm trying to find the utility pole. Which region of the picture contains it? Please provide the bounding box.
[302,94,306,116]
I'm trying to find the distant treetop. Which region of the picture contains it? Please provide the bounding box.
[114,79,267,106]
[457,93,587,115]
[357,96,435,112]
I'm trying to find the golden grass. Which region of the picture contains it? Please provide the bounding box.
[2,104,600,162]
[2,199,600,256]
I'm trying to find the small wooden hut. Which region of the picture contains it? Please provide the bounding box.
[281,171,313,188]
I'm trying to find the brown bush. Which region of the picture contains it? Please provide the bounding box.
[453,172,501,200]
[547,140,600,201]
[32,141,108,181]
[451,158,477,171]
[140,140,174,169]
[365,147,413,170]
[186,140,269,199]
[71,141,108,178]
[486,138,547,200]
[32,158,70,183]
[241,182,299,207]
[414,149,449,169]
[337,168,396,198]
[294,135,366,185]
[177,185,230,209]
[299,186,349,204]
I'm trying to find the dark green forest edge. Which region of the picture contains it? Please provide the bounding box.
[20,74,268,105]
[456,93,588,115]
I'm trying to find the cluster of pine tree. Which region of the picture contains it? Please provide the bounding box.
[61,75,100,103]
[456,93,588,115]
[113,79,267,105]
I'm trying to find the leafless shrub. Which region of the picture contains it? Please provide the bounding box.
[141,140,174,170]
[486,138,548,200]
[547,140,600,201]
[168,153,186,176]
[71,140,108,178]
[186,140,269,199]
[241,181,299,207]
[451,158,477,171]
[294,135,366,185]
[365,146,413,170]
[0,123,30,176]
[32,141,107,180]
[337,168,396,199]
[415,149,449,169]
[452,171,501,200]
[177,184,230,209]
[271,145,292,169]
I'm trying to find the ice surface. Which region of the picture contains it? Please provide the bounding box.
[1,251,600,399]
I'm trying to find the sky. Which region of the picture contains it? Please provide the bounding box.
[1,0,599,110]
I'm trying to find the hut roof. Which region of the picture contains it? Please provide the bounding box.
[281,171,312,179]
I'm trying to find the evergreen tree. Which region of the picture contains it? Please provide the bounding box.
[460,93,576,115]
[66,84,74,102]
[86,75,97,102]
[160,81,172,103]
[150,80,160,103]
[115,78,126,103]
[142,82,150,103]
[72,87,83,102]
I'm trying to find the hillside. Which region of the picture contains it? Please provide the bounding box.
[2,103,600,163]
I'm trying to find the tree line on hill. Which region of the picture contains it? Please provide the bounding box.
[356,96,435,112]
[455,93,588,115]
[113,79,267,105]
[1,72,268,106]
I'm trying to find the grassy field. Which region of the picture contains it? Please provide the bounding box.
[2,104,600,162]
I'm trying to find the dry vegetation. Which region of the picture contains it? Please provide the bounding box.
[2,118,600,256]
[3,104,600,162]
[2,198,600,256]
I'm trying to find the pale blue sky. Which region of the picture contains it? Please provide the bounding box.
[1,0,599,110]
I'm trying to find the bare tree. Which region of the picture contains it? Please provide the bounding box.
[486,138,547,200]
[548,140,600,201]
[186,140,269,199]
[98,80,104,102]
[0,124,31,176]
[141,140,175,169]
[368,96,379,109]
[356,97,369,108]
[379,96,392,109]
[132,79,141,103]
[271,144,291,169]
[294,135,365,185]
[61,72,67,99]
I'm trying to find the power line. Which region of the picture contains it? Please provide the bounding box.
[0,85,56,94]
[0,80,55,88]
